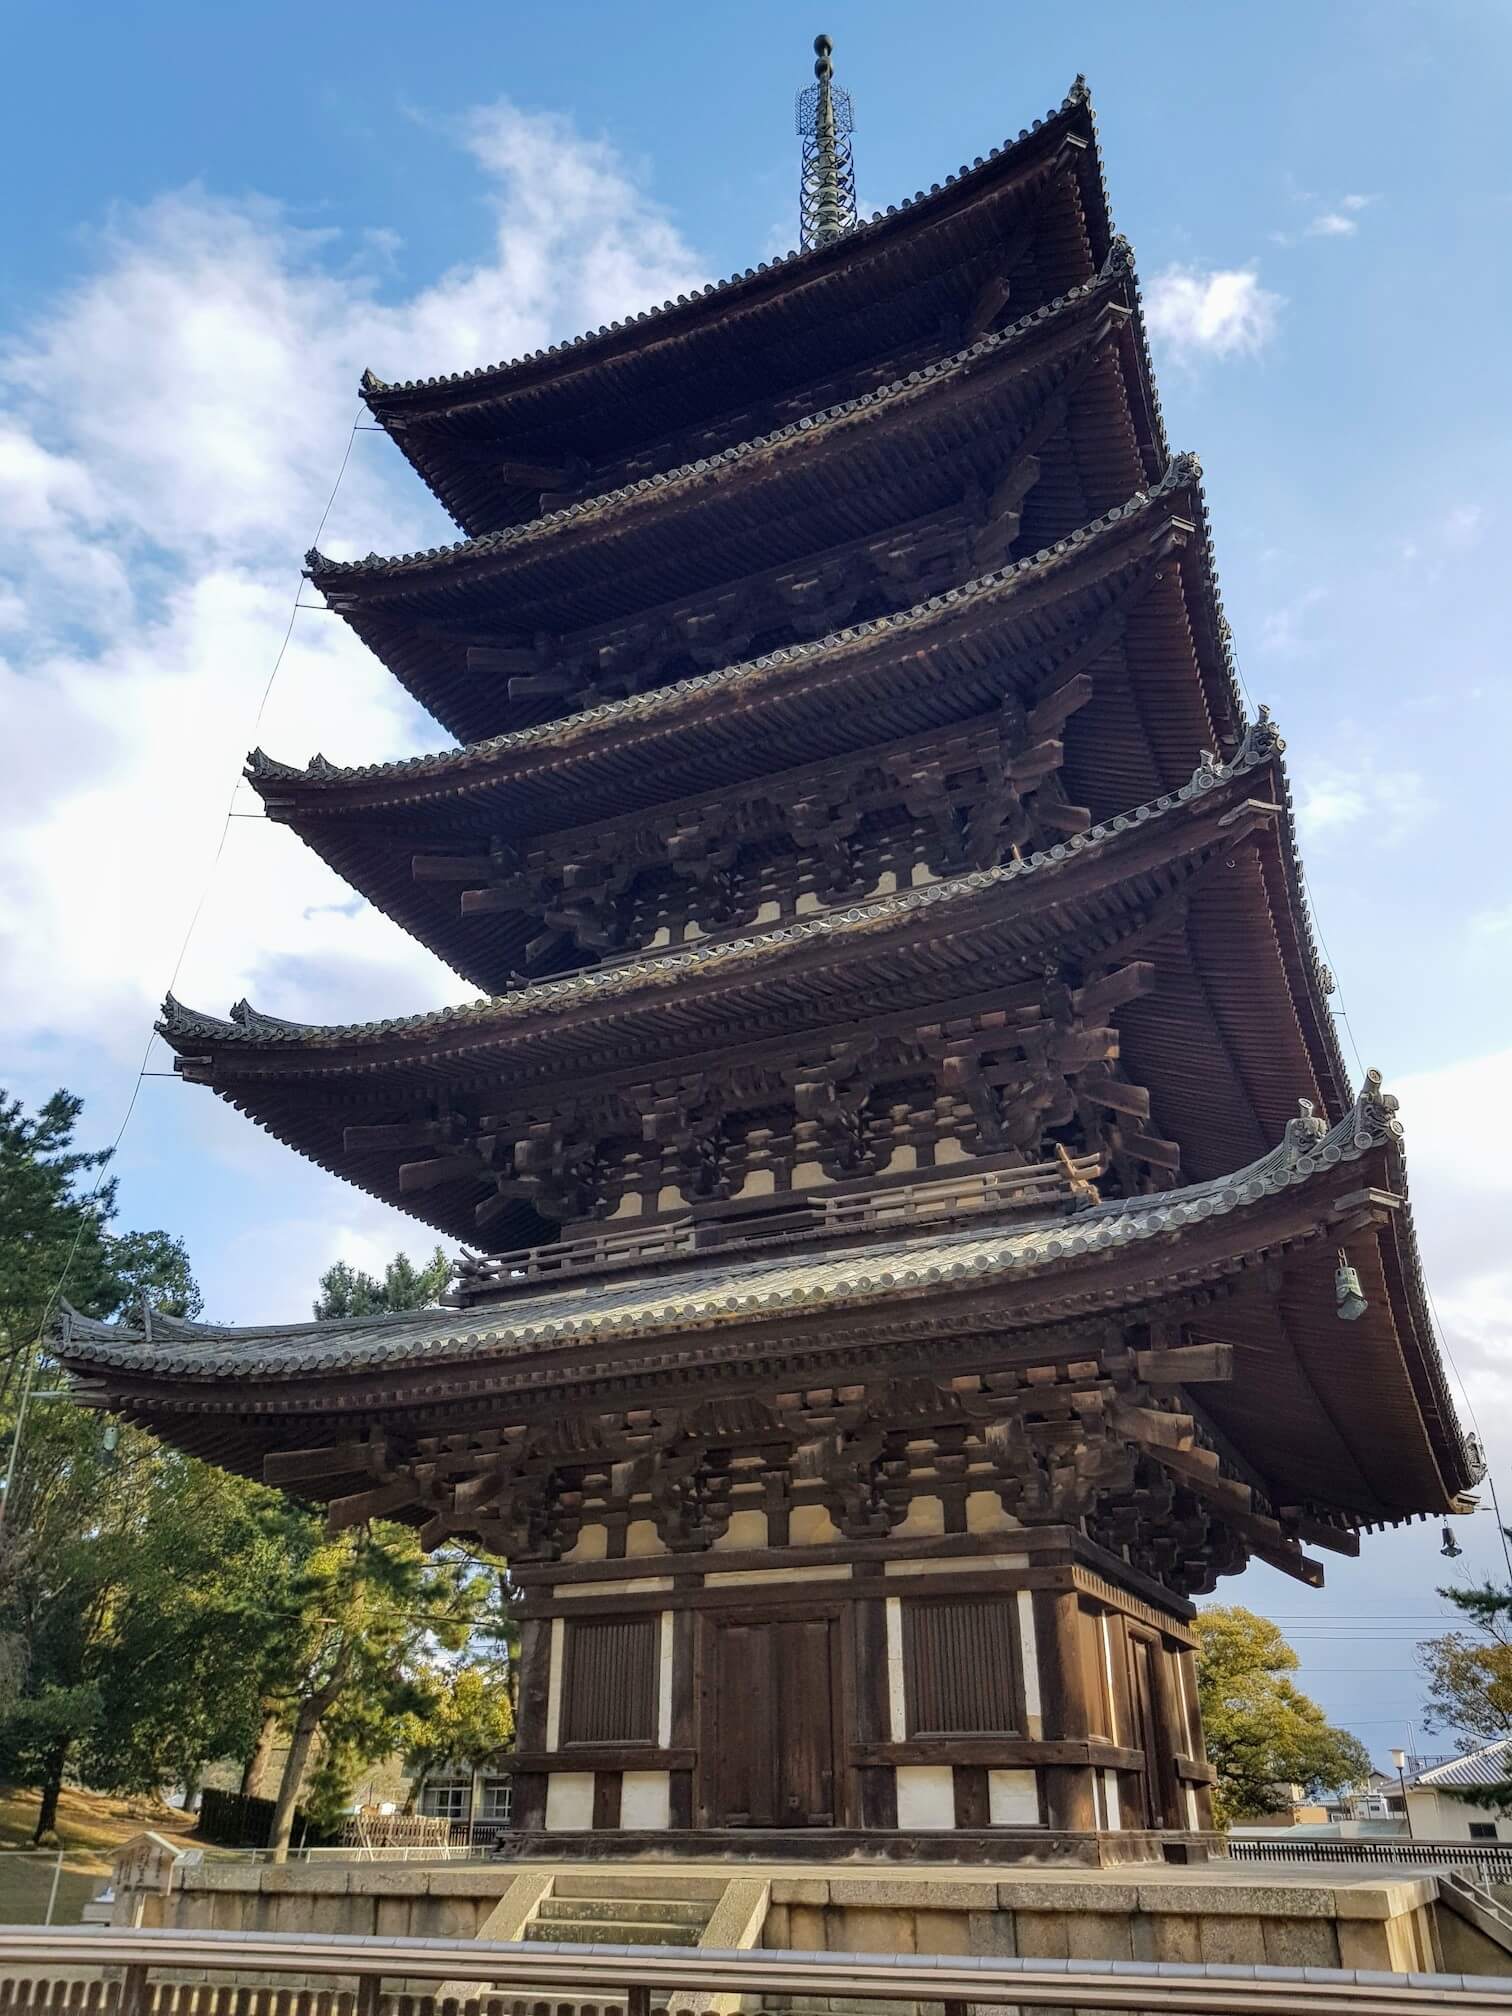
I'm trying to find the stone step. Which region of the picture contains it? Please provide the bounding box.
[539,1897,711,1927]
[524,1917,702,1947]
[551,1872,729,1904]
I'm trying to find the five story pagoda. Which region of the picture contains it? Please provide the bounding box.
[59,45,1479,1861]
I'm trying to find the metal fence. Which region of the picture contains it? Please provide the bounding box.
[1228,1834,1512,1884]
[0,1850,113,1926]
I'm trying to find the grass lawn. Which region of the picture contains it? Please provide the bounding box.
[0,1782,197,1853]
[0,1784,200,1922]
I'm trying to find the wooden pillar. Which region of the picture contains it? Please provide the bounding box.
[512,1615,551,1831]
[1175,1643,1213,1829]
[852,1581,898,1829]
[1034,1587,1097,1832]
[670,1605,696,1827]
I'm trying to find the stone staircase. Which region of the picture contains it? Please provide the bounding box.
[523,1873,728,1950]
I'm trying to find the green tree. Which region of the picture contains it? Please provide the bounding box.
[1195,1606,1373,1824]
[259,1526,482,1859]
[0,1087,275,1839]
[313,1248,450,1321]
[0,1089,201,1384]
[400,1665,515,1807]
[1416,1551,1512,1810]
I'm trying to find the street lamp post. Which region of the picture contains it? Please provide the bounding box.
[1391,1748,1415,1840]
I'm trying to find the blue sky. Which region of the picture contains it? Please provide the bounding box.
[4,0,1512,1764]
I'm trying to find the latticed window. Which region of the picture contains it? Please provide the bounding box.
[903,1596,1022,1736]
[561,1616,659,1744]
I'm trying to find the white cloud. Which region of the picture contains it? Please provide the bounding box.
[1307,211,1359,238]
[1294,764,1433,842]
[1259,584,1327,657]
[0,103,708,1070]
[1444,503,1484,547]
[1143,264,1282,364]
[1389,1050,1512,1445]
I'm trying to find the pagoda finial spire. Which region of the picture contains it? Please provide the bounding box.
[797,32,858,252]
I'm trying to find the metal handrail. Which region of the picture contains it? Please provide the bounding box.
[1228,1836,1512,1883]
[4,1925,1512,2015]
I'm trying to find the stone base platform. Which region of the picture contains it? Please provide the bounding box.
[113,1839,1490,1979]
[494,1828,1221,1868]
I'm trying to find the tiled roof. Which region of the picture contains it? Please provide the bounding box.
[253,442,1192,795]
[169,706,1284,1053]
[1409,1741,1512,1791]
[360,80,1099,407]
[315,249,1134,585]
[55,1073,1402,1384]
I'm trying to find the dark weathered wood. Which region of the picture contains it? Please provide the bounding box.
[851,1738,1142,1770]
[903,1595,1022,1736]
[560,1616,658,1746]
[1135,1342,1235,1386]
[592,1768,622,1829]
[1036,1588,1097,1832]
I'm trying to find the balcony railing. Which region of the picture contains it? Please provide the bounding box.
[453,1151,1106,1299]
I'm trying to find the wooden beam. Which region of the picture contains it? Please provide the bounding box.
[1112,1403,1196,1452]
[1027,671,1095,738]
[1279,1512,1361,1558]
[326,1478,420,1532]
[498,455,584,491]
[1135,1343,1235,1386]
[398,1153,483,1193]
[412,854,495,884]
[264,1438,385,1487]
[344,1119,458,1154]
[1251,1542,1326,1589]
[465,644,540,677]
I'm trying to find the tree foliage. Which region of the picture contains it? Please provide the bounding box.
[1195,1606,1373,1824]
[400,1665,515,1800]
[1416,1552,1512,1810]
[0,1089,200,1376]
[0,1088,276,1836]
[313,1248,450,1321]
[258,1525,494,1853]
[0,1098,515,1849]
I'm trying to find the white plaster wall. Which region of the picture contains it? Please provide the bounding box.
[544,1772,594,1831]
[619,1770,671,1830]
[895,1764,955,1830]
[989,1768,1040,1826]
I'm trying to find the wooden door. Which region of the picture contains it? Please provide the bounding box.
[1127,1630,1172,1829]
[705,1615,837,1827]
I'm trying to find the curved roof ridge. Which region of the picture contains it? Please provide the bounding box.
[315,245,1133,584]
[181,706,1281,1051]
[359,78,1095,407]
[52,1054,1411,1385]
[256,441,1191,789]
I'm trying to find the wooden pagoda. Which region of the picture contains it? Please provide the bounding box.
[59,61,1478,1862]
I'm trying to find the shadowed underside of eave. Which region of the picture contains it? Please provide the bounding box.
[55,1089,1477,1522]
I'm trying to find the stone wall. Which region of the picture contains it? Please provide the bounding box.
[114,1846,1453,1977]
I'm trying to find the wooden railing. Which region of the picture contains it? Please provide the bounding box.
[453,1152,1106,1297]
[3,1926,1512,2016]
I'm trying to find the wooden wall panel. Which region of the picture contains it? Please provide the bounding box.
[903,1596,1021,1735]
[560,1616,658,1745]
